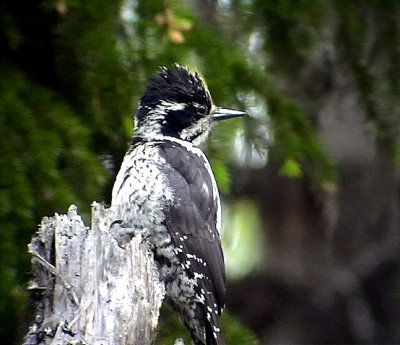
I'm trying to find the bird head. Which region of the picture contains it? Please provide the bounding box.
[135,64,246,143]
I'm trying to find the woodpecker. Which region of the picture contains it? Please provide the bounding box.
[111,65,245,345]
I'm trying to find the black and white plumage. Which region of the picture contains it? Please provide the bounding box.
[111,65,245,345]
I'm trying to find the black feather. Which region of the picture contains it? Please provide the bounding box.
[157,141,226,344]
[140,65,210,109]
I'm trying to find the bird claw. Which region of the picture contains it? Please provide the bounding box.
[110,220,150,247]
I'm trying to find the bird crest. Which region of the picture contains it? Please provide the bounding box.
[141,64,211,108]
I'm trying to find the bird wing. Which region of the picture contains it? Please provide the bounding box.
[157,140,226,313]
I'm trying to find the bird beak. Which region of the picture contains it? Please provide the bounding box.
[212,107,247,121]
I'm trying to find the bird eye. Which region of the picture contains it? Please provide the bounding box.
[196,104,208,115]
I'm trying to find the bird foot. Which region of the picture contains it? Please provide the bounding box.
[110,220,150,247]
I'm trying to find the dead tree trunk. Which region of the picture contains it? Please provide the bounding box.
[24,202,165,345]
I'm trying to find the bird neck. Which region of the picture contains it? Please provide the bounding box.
[134,119,212,147]
[131,133,207,162]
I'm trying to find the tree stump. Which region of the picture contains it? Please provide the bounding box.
[24,203,165,345]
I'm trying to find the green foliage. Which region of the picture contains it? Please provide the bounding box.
[156,306,259,345]
[211,159,231,194]
[268,96,337,183]
[55,0,135,158]
[155,305,191,345]
[0,2,133,343]
[334,0,400,153]
[223,199,265,278]
[253,0,326,75]
[281,157,303,178]
[222,311,260,345]
[0,62,107,343]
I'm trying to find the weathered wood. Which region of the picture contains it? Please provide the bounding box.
[24,203,165,345]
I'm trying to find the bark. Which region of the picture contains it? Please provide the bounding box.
[24,203,165,345]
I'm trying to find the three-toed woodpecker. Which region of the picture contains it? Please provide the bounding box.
[111,65,245,345]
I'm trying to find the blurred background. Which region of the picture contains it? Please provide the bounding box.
[1,0,400,344]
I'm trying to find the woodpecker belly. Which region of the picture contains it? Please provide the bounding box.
[111,136,226,345]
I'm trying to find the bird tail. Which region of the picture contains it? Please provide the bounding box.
[198,301,225,345]
[204,315,225,345]
[180,302,225,345]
